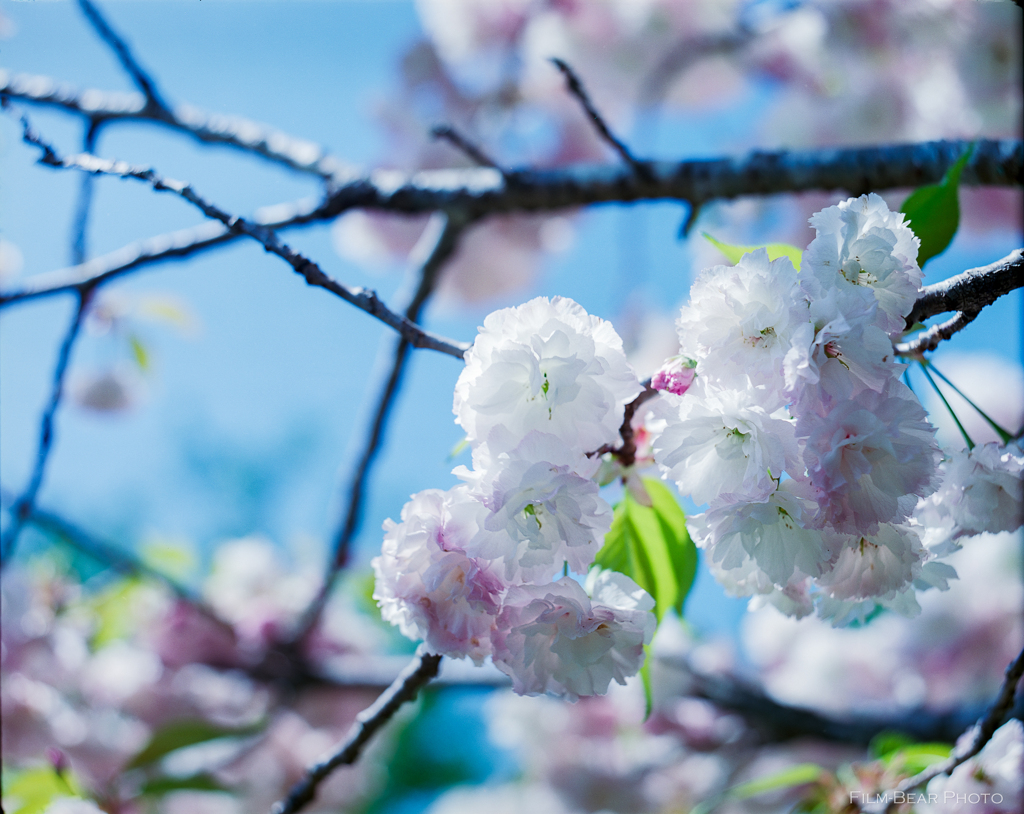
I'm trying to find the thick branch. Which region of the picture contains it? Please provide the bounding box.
[16,131,469,358]
[6,140,1018,309]
[270,650,442,814]
[904,249,1024,325]
[896,249,1023,355]
[660,654,1011,747]
[1,70,343,180]
[309,139,1021,217]
[0,291,92,566]
[2,71,1017,207]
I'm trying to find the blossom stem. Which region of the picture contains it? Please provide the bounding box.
[924,362,1014,444]
[917,362,974,450]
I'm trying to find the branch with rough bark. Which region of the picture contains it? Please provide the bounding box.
[3,139,1019,310]
[896,248,1024,355]
[11,115,469,359]
[270,650,443,814]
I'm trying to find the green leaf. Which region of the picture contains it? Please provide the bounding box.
[703,232,803,268]
[2,767,81,814]
[689,763,823,814]
[126,719,264,770]
[731,763,823,800]
[640,645,653,719]
[900,144,975,267]
[141,773,225,795]
[129,334,149,372]
[596,478,698,623]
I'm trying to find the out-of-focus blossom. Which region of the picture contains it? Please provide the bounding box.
[921,720,1023,814]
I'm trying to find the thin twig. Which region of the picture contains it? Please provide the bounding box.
[0,197,325,306]
[76,0,171,115]
[590,379,657,466]
[1,69,341,180]
[0,291,93,566]
[551,58,650,178]
[14,116,469,359]
[293,213,471,643]
[270,650,443,814]
[70,120,102,266]
[896,310,979,355]
[431,125,506,174]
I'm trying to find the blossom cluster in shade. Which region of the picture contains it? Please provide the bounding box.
[373,297,656,701]
[651,193,1023,625]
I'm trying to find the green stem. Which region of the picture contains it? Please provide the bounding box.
[925,362,1013,444]
[919,362,974,450]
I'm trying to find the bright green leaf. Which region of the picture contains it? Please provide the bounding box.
[126,719,264,770]
[703,232,803,268]
[900,144,974,267]
[141,773,225,795]
[88,577,146,648]
[640,646,653,719]
[129,334,149,372]
[595,478,698,623]
[2,767,82,814]
[731,763,823,800]
[448,436,470,460]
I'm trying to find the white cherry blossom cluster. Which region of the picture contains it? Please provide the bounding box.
[653,193,980,625]
[374,297,656,700]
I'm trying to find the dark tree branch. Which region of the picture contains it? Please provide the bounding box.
[4,139,1017,309]
[293,213,471,644]
[590,378,657,466]
[883,646,1024,800]
[70,119,103,266]
[896,310,979,355]
[0,70,343,180]
[14,120,469,359]
[0,197,325,306]
[904,249,1024,325]
[308,138,1024,217]
[660,653,1022,748]
[270,651,443,814]
[76,0,171,116]
[896,249,1023,355]
[551,58,650,178]
[431,125,505,173]
[0,291,93,566]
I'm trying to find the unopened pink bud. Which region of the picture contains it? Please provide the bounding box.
[652,359,696,396]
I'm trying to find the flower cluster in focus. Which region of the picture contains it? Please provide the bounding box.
[373,297,656,700]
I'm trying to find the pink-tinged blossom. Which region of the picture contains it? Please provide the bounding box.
[652,390,799,506]
[784,317,898,407]
[915,442,1024,542]
[676,249,808,403]
[454,296,642,455]
[372,487,505,664]
[816,524,925,602]
[798,381,939,532]
[459,433,612,582]
[802,193,922,334]
[921,720,1023,814]
[491,572,655,702]
[690,481,831,586]
[704,554,814,619]
[651,357,696,396]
